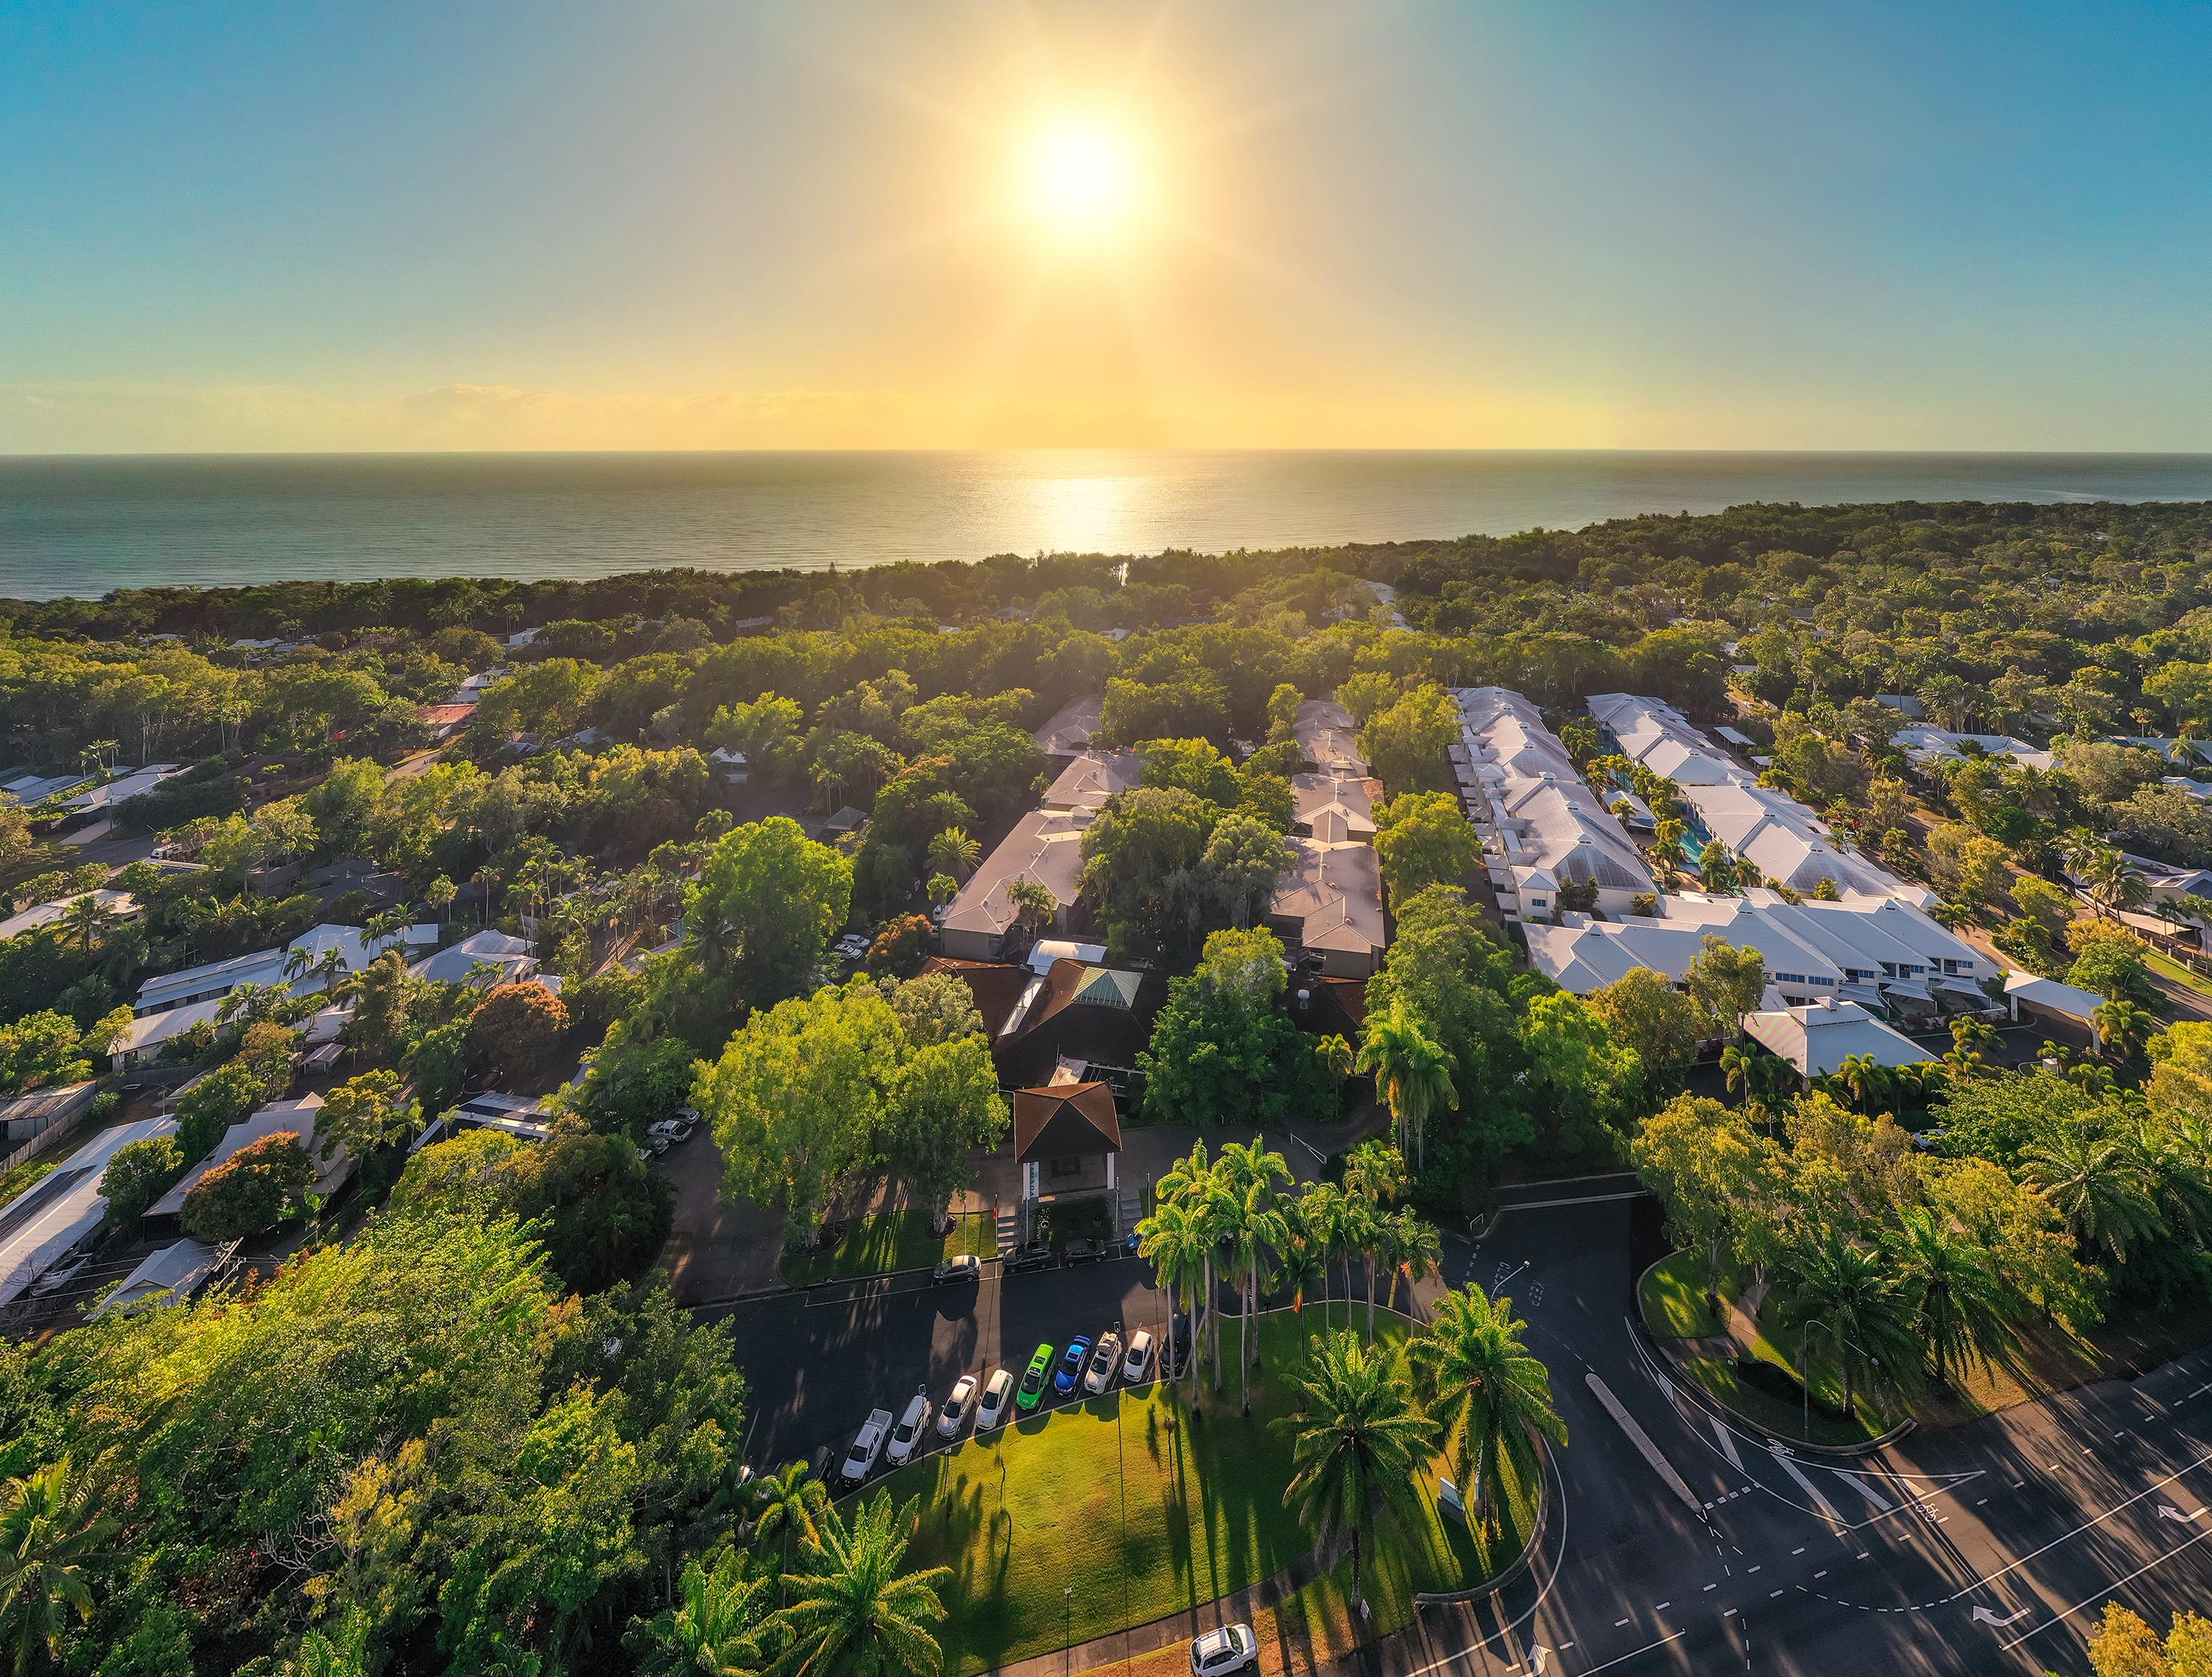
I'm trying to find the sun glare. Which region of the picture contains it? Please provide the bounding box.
[1023,118,1141,239]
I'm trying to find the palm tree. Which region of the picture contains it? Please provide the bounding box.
[1720,1043,1796,1129]
[768,1493,950,1677]
[1005,878,1056,941]
[747,1460,830,1601]
[925,873,959,911]
[1356,1004,1457,1170]
[641,1546,772,1677]
[1134,1197,1209,1401]
[1835,1052,1891,1116]
[1275,1199,1327,1351]
[1315,1032,1355,1087]
[59,895,111,958]
[1276,1333,1435,1613]
[2021,1123,2164,1264]
[1650,819,1688,887]
[2137,1114,2212,1249]
[2080,847,2150,920]
[0,1457,114,1677]
[1298,1181,1349,1333]
[1340,1139,1407,1209]
[1382,1209,1442,1325]
[1697,842,1738,895]
[2093,1000,2156,1067]
[1216,1140,1290,1387]
[1885,1207,2015,1387]
[1775,1227,1915,1420]
[924,827,980,882]
[1408,1287,1566,1537]
[1155,1143,1224,1391]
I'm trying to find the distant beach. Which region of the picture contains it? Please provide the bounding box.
[4,449,2211,600]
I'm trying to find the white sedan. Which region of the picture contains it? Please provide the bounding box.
[1121,1330,1156,1384]
[938,1374,979,1439]
[974,1368,1014,1431]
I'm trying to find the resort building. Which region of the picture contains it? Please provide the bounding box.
[133,921,430,1017]
[1587,693,1918,901]
[1291,698,1369,776]
[1890,726,2056,775]
[1522,888,1992,1027]
[1452,686,1656,921]
[1032,693,1105,761]
[1741,997,1940,1080]
[0,1117,177,1307]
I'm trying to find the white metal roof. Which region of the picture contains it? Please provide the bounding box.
[1743,999,1939,1077]
[0,1117,178,1305]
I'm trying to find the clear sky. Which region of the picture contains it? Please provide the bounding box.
[5,1,2210,452]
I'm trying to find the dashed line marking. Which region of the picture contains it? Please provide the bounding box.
[1703,1583,1717,1592]
[1655,1600,1671,1611]
[1747,1565,1762,1574]
[1792,1546,1806,1556]
[1614,1619,1630,1628]
[1769,1589,1783,1599]
[1814,1570,1828,1579]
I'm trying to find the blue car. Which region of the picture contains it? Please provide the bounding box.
[1054,1335,1092,1395]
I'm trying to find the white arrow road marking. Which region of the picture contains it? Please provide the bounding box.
[1769,1444,1844,1524]
[2157,1503,2209,1523]
[1711,1417,1743,1470]
[1971,1606,2032,1627]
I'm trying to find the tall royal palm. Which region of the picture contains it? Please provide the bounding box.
[1297,1182,1349,1334]
[769,1493,950,1677]
[1275,1198,1327,1351]
[1277,1333,1435,1612]
[1157,1143,1233,1393]
[1884,1207,2015,1387]
[1382,1209,1442,1325]
[0,1457,114,1677]
[1776,1228,1915,1419]
[1356,1004,1457,1171]
[1408,1286,1566,1538]
[1216,1140,1290,1381]
[1134,1199,1209,1400]
[2019,1122,2164,1264]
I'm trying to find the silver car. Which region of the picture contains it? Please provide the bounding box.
[1190,1625,1256,1677]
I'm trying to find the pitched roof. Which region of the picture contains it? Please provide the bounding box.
[1292,699,1368,775]
[916,956,1029,1037]
[147,1094,349,1219]
[1013,1081,1122,1161]
[1271,836,1386,957]
[1743,999,1939,1078]
[1033,694,1105,756]
[1040,750,1141,812]
[940,806,1092,942]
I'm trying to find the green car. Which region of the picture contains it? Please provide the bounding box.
[1015,1343,1054,1412]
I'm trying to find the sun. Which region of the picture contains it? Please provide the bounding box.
[1022,117,1143,239]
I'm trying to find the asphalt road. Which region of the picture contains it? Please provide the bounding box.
[707,1194,2212,1676]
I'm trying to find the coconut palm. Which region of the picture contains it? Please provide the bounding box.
[1884,1207,2015,1387]
[1408,1287,1566,1537]
[2094,999,2156,1067]
[1340,1138,1407,1209]
[924,827,980,882]
[767,1493,950,1677]
[1775,1227,1916,1420]
[0,1457,114,1677]
[1697,842,1739,895]
[1650,819,1688,886]
[426,874,459,925]
[641,1546,773,1677]
[1276,1333,1435,1612]
[2019,1122,2164,1264]
[2080,847,2150,919]
[747,1460,830,1600]
[59,895,112,958]
[1314,1032,1355,1087]
[1356,1004,1457,1170]
[1835,1052,1892,1116]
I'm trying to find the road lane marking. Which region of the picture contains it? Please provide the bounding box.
[1839,1470,1893,1513]
[2000,1526,2212,1650]
[1946,1449,2212,1599]
[1791,1546,1806,1555]
[1768,1444,1845,1523]
[1614,1618,1629,1627]
[1571,1630,1689,1674]
[1711,1417,1743,1470]
[1587,1372,1705,1517]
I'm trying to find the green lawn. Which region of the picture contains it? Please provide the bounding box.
[781,1210,996,1285]
[872,1313,1529,1675]
[1638,1251,1727,1338]
[2144,948,2212,1005]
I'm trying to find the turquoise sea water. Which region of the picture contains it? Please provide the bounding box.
[3,450,2211,600]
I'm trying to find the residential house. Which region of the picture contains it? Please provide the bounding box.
[1742,997,1940,1081]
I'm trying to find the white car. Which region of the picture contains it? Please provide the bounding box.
[1190,1624,1256,1677]
[886,1388,932,1466]
[1121,1330,1155,1384]
[938,1374,978,1439]
[973,1368,1013,1431]
[1083,1331,1123,1395]
[842,1408,893,1486]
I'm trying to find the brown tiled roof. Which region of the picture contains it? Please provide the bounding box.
[916,956,1028,1037]
[1013,1081,1122,1162]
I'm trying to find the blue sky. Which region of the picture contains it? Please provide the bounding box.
[3,1,2210,449]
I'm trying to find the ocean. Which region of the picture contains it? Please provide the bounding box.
[4,449,2211,601]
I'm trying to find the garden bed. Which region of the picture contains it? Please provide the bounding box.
[780,1209,995,1285]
